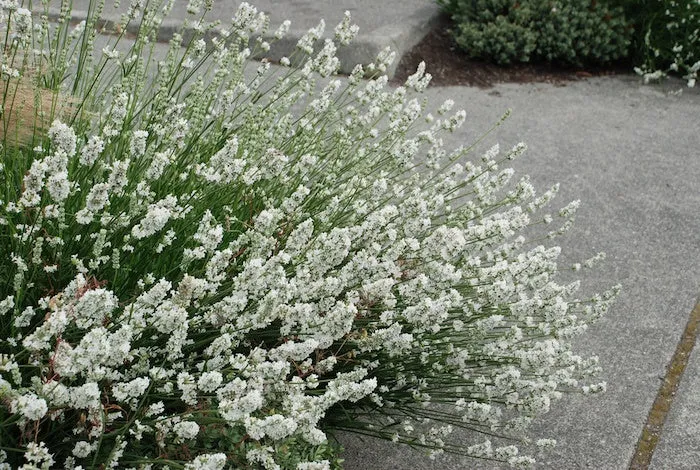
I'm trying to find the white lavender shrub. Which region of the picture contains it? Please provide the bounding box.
[0,1,619,468]
[629,0,700,87]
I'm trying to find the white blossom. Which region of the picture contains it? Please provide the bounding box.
[184,453,227,470]
[173,421,200,440]
[72,441,93,458]
[131,195,180,239]
[48,121,76,157]
[334,11,359,45]
[112,377,150,407]
[11,393,48,421]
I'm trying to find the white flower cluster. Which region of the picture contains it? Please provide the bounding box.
[0,2,618,469]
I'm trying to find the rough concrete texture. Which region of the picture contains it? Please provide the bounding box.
[50,0,441,78]
[338,77,700,468]
[651,325,700,469]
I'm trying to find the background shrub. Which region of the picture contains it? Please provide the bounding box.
[438,0,632,65]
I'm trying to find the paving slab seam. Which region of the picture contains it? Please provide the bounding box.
[629,299,700,469]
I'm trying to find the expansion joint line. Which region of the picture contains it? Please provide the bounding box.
[629,300,700,469]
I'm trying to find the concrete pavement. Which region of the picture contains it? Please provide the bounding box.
[53,0,441,78]
[652,305,700,469]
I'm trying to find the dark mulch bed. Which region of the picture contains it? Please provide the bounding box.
[392,15,632,88]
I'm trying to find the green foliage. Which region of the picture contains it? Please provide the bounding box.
[198,425,343,470]
[438,0,632,65]
[609,0,700,86]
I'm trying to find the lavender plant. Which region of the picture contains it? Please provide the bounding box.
[626,0,700,87]
[0,1,619,468]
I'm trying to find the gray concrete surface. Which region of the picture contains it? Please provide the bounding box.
[47,0,440,78]
[338,77,700,468]
[651,319,700,469]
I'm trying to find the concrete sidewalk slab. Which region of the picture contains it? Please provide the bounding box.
[338,76,700,468]
[651,308,700,469]
[45,0,441,78]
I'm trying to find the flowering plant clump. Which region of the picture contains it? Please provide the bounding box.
[625,0,700,87]
[0,1,619,469]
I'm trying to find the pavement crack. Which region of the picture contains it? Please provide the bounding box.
[629,300,700,469]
